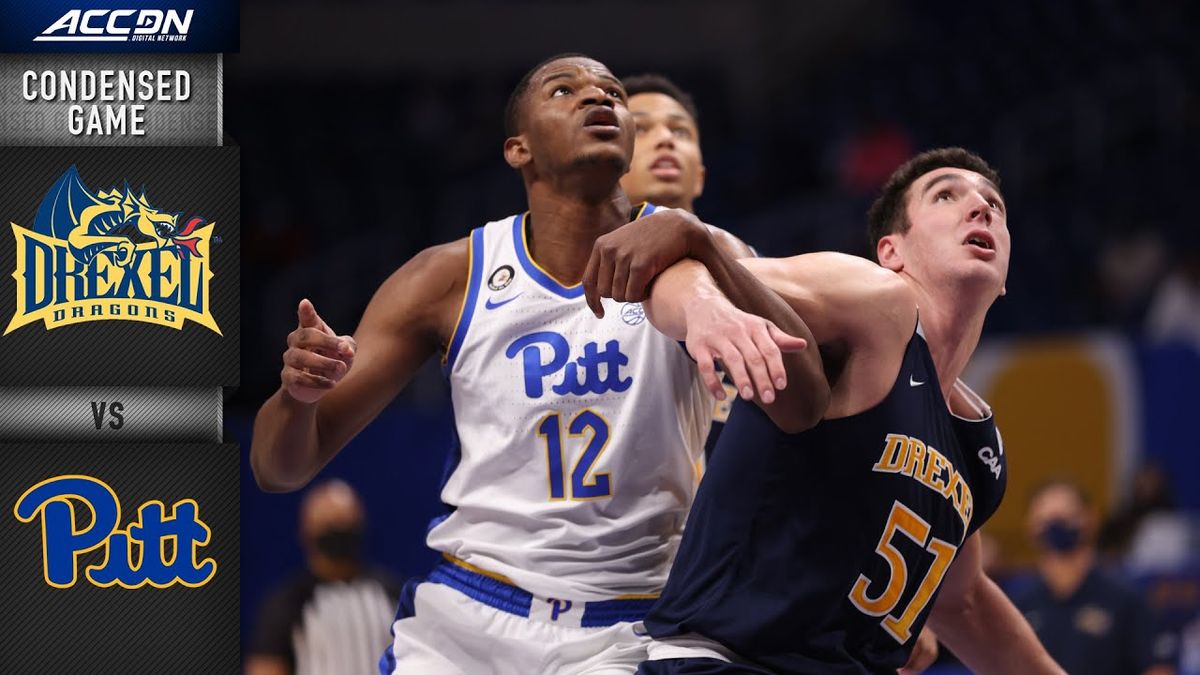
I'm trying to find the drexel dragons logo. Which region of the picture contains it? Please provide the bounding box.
[5,166,220,335]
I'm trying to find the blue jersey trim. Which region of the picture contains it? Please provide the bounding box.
[379,575,424,674]
[580,597,658,627]
[442,227,485,374]
[426,422,461,534]
[512,213,585,299]
[428,562,534,618]
[422,559,655,627]
[511,204,657,300]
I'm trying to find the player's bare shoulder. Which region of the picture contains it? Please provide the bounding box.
[359,237,471,348]
[741,252,916,345]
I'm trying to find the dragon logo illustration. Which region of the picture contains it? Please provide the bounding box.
[6,166,221,335]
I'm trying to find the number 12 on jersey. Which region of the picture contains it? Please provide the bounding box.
[537,410,612,500]
[848,500,959,643]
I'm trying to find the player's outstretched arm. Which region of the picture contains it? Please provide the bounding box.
[251,240,467,492]
[738,252,917,351]
[928,533,1065,675]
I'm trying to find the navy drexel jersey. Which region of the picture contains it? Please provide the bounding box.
[645,325,1008,674]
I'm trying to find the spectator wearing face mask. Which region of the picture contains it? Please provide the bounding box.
[1016,479,1178,675]
[246,480,400,675]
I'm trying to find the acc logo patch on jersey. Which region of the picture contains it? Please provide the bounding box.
[488,264,515,291]
[620,302,645,326]
[5,166,220,335]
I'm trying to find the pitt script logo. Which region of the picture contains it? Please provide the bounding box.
[13,474,216,589]
[5,166,220,335]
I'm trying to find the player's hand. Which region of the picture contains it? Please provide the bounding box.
[583,207,711,318]
[683,295,807,404]
[280,299,357,404]
[898,627,939,675]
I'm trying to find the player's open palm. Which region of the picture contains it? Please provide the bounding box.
[281,299,357,403]
[684,295,807,405]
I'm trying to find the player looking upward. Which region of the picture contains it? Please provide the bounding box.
[251,54,820,674]
[618,76,940,671]
[619,74,707,215]
[585,147,1064,674]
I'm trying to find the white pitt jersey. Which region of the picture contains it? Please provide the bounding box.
[427,206,712,600]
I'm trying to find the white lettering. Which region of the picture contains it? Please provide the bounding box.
[977,446,1002,480]
[133,10,164,35]
[22,71,36,102]
[43,10,80,36]
[105,9,135,35]
[80,10,107,35]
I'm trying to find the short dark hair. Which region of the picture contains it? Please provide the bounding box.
[622,73,700,123]
[1027,478,1091,511]
[504,52,594,138]
[866,147,1001,256]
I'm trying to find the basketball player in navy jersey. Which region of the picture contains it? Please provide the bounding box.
[619,74,744,459]
[585,148,1063,673]
[619,74,708,216]
[618,76,939,674]
[251,54,822,674]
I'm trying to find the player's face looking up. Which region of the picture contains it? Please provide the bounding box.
[621,92,705,210]
[880,167,1010,298]
[506,57,633,176]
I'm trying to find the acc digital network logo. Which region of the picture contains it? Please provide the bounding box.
[5,166,221,335]
[34,8,194,43]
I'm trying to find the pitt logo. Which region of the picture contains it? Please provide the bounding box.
[505,331,632,398]
[872,433,974,530]
[13,475,216,589]
[6,166,220,335]
[548,598,573,621]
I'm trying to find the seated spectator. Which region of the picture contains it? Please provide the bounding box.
[1016,479,1178,675]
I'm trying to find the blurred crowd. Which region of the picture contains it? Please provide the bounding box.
[927,466,1200,674]
[229,0,1198,406]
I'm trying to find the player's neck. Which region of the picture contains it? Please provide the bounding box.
[1038,548,1094,599]
[906,279,989,401]
[525,183,632,285]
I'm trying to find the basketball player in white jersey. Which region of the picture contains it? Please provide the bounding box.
[251,54,820,674]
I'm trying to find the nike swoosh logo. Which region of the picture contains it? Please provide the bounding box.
[909,375,925,387]
[485,293,522,310]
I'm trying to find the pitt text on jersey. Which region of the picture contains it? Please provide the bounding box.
[506,330,633,502]
[872,433,974,530]
[6,166,220,335]
[505,331,632,398]
[13,474,217,589]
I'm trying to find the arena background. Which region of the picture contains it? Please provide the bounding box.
[226,0,1200,670]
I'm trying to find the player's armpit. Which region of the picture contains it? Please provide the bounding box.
[251,238,469,492]
[928,533,1065,675]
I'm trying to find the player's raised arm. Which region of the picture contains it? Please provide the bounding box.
[251,239,467,492]
[928,532,1065,675]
